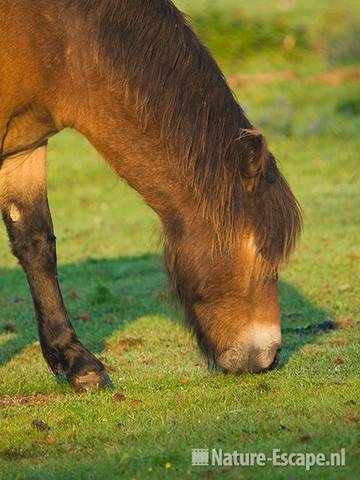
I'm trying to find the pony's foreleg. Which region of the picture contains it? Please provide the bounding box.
[0,144,113,391]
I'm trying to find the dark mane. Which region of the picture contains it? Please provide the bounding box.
[73,0,302,270]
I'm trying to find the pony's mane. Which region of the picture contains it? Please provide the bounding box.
[72,0,301,271]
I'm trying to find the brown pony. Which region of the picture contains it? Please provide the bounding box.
[0,0,301,390]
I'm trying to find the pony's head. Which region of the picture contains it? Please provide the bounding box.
[164,129,301,373]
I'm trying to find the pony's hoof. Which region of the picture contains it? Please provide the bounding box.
[69,369,115,392]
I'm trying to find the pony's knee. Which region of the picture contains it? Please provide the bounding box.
[2,201,55,267]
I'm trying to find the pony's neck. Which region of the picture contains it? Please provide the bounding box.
[60,0,255,246]
[76,106,202,228]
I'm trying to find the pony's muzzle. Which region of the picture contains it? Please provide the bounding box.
[215,324,281,374]
[216,343,281,374]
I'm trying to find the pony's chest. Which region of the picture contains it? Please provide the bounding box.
[0,101,56,159]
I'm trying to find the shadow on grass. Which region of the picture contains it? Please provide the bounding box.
[0,254,333,370]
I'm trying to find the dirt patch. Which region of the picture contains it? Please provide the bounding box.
[31,419,50,431]
[229,70,296,87]
[228,67,360,88]
[345,415,360,424]
[179,376,190,385]
[335,317,354,329]
[316,68,360,86]
[76,310,92,322]
[113,393,143,409]
[0,393,55,408]
[107,337,144,356]
[2,322,17,333]
[257,382,271,393]
[141,357,153,365]
[114,392,127,402]
[300,434,312,443]
[64,286,79,300]
[0,448,33,461]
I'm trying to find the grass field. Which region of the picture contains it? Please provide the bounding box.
[1,1,359,479]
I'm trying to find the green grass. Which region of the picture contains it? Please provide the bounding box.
[1,0,360,478]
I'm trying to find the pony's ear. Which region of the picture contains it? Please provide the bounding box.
[238,129,269,192]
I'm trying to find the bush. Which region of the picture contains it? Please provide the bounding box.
[190,8,309,65]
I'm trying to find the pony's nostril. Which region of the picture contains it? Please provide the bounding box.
[267,347,281,371]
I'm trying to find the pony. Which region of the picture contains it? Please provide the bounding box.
[0,0,301,390]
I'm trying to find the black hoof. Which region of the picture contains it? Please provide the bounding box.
[68,369,115,392]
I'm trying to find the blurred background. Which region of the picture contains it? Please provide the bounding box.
[176,0,360,137]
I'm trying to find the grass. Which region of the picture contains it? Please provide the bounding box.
[1,0,359,478]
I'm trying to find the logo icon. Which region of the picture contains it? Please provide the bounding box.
[192,449,210,466]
